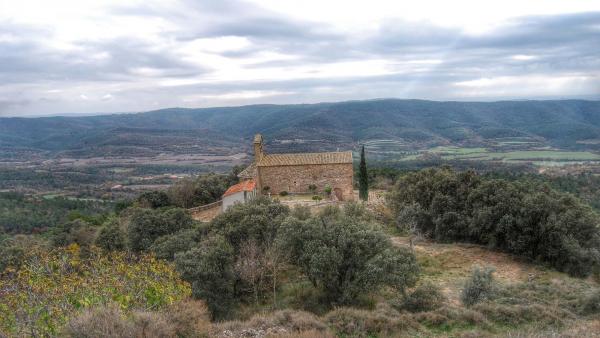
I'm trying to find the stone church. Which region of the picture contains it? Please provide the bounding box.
[237,134,354,201]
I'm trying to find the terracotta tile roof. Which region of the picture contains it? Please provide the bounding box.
[237,163,257,179]
[223,180,256,197]
[257,151,353,167]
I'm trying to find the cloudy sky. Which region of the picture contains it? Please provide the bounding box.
[1,0,600,116]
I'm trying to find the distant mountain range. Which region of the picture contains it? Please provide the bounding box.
[2,99,600,159]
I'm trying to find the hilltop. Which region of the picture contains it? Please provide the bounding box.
[2,99,600,159]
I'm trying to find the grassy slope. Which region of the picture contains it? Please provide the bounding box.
[391,236,600,337]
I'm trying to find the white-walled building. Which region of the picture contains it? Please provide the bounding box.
[222,179,257,211]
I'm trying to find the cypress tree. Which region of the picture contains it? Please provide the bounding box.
[359,145,368,201]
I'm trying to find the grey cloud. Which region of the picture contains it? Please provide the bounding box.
[1,2,600,116]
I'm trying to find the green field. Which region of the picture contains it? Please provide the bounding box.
[424,146,600,164]
[441,147,598,160]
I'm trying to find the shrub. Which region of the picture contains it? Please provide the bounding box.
[0,245,190,336]
[461,266,496,307]
[130,311,175,338]
[136,190,171,209]
[64,304,134,338]
[325,306,420,337]
[291,205,312,220]
[580,289,600,315]
[401,282,446,312]
[164,299,211,337]
[387,168,600,277]
[279,207,419,305]
[150,228,198,261]
[311,195,322,202]
[94,219,125,251]
[279,191,289,196]
[127,207,194,252]
[215,310,330,337]
[412,306,489,330]
[308,184,317,193]
[175,236,236,319]
[324,185,332,196]
[473,303,569,327]
[50,219,97,248]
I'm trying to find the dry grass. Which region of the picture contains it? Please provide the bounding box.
[213,310,331,338]
[325,305,421,337]
[390,236,595,305]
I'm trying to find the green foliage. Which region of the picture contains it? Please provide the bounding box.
[209,197,290,251]
[401,282,446,313]
[323,184,332,196]
[0,245,190,336]
[311,195,322,202]
[359,145,369,201]
[0,235,42,272]
[291,205,312,221]
[136,190,171,209]
[174,198,290,318]
[0,192,112,234]
[461,266,496,307]
[151,228,198,261]
[279,206,419,305]
[126,207,194,252]
[308,184,317,193]
[388,167,600,277]
[94,220,126,252]
[168,172,238,208]
[279,190,289,196]
[580,289,600,315]
[50,219,98,248]
[175,236,236,319]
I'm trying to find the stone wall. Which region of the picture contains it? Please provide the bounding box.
[258,163,354,201]
[190,200,222,222]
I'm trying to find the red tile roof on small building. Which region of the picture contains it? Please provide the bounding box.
[223,179,256,197]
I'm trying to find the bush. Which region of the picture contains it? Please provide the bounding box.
[136,190,171,209]
[175,236,236,319]
[325,306,420,337]
[65,304,181,338]
[130,311,175,338]
[1,245,190,336]
[279,191,289,196]
[215,310,330,337]
[163,299,211,337]
[473,303,569,327]
[94,220,125,251]
[64,304,134,338]
[291,205,312,220]
[311,195,322,202]
[50,219,97,248]
[127,207,194,252]
[412,306,489,330]
[387,168,600,277]
[580,289,600,315]
[461,266,496,307]
[150,228,198,261]
[279,206,419,305]
[401,283,446,312]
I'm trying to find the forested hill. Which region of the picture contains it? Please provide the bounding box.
[2,99,600,157]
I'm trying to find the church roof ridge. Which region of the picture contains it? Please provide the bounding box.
[257,151,353,167]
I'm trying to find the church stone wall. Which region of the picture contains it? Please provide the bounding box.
[258,163,354,201]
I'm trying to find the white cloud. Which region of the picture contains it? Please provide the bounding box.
[0,0,599,116]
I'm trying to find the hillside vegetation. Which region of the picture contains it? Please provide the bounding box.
[2,99,600,158]
[2,168,600,337]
